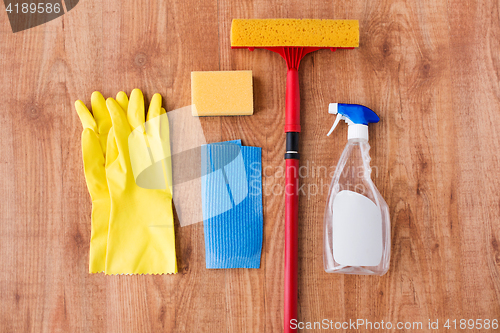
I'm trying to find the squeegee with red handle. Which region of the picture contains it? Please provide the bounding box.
[230,18,359,333]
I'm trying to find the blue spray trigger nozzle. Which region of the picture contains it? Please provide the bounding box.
[329,103,379,125]
[327,103,380,138]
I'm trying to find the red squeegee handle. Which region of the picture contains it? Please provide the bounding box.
[285,69,301,133]
[282,49,350,333]
[282,48,354,333]
[284,159,299,333]
[284,69,300,333]
[282,47,351,333]
[231,46,353,333]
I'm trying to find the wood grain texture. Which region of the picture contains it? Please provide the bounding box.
[0,0,499,332]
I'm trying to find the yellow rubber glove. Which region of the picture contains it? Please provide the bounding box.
[75,92,113,273]
[105,89,177,274]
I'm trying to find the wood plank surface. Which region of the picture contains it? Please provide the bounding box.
[0,0,499,332]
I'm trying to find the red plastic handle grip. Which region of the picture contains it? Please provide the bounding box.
[285,69,301,133]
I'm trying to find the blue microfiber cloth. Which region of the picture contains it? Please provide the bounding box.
[201,140,263,269]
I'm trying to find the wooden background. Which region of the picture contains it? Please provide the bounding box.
[1,0,499,332]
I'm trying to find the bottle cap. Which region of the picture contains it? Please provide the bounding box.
[327,103,380,141]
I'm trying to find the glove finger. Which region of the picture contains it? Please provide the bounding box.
[128,89,145,130]
[146,93,162,122]
[145,105,167,159]
[145,106,172,195]
[159,107,168,126]
[159,108,170,144]
[75,100,97,132]
[81,129,108,197]
[144,95,164,150]
[155,107,168,139]
[116,91,129,113]
[106,97,131,160]
[105,128,119,168]
[159,108,173,196]
[91,91,112,135]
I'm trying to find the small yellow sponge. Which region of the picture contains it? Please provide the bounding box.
[191,71,253,116]
[231,19,359,47]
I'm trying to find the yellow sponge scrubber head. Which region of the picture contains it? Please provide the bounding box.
[231,19,359,48]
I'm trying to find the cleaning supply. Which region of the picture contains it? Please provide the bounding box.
[324,103,390,275]
[231,19,359,47]
[75,92,113,273]
[191,70,253,116]
[201,140,263,268]
[231,18,359,331]
[104,89,177,274]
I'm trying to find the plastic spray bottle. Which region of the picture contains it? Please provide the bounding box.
[324,103,390,275]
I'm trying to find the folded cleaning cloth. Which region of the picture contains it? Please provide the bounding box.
[201,140,263,269]
[75,89,177,275]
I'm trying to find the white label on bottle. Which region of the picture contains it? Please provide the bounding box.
[332,190,383,267]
